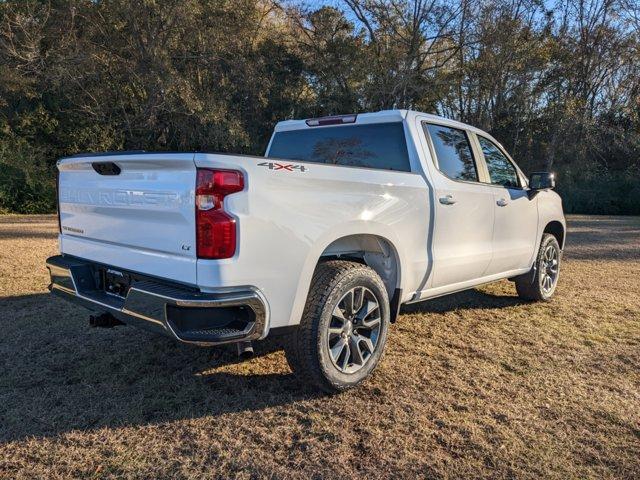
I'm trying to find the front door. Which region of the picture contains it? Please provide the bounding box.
[475,135,538,274]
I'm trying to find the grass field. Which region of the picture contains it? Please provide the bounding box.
[1,215,639,479]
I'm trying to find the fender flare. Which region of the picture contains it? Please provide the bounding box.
[286,221,407,326]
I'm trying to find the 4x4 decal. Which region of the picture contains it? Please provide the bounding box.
[258,161,307,172]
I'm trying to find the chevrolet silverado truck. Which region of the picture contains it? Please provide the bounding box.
[47,110,565,392]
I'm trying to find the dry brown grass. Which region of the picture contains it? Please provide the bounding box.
[1,214,639,479]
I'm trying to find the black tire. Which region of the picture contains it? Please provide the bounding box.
[284,260,390,393]
[514,233,561,301]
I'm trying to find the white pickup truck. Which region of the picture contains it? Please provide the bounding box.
[47,110,565,392]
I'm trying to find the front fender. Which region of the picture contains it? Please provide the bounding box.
[536,190,566,250]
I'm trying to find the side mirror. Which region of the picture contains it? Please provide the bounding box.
[529,172,555,190]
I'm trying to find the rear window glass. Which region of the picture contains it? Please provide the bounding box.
[267,122,411,172]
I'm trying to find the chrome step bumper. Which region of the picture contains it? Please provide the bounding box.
[46,255,268,346]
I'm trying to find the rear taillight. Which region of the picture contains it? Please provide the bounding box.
[195,168,244,259]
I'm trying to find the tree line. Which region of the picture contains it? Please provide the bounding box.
[1,0,638,214]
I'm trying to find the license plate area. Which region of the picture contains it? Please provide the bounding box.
[100,268,132,299]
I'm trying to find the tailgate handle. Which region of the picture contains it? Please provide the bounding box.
[92,162,121,176]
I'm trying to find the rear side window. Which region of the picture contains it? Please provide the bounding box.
[267,122,411,172]
[424,123,478,182]
[478,136,521,188]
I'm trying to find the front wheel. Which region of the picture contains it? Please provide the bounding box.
[514,233,561,301]
[284,260,390,393]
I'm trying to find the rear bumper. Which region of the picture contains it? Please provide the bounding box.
[46,255,269,346]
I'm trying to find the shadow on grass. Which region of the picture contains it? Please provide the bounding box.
[401,288,527,315]
[1,285,534,443]
[0,229,58,240]
[0,286,531,443]
[0,293,322,443]
[564,216,640,261]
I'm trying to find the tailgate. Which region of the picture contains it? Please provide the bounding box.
[58,153,198,285]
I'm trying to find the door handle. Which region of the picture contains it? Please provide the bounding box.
[497,198,509,207]
[439,195,457,205]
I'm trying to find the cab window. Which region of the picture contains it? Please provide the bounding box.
[423,123,478,182]
[478,136,520,188]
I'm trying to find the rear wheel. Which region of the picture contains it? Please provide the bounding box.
[514,233,561,301]
[284,260,390,393]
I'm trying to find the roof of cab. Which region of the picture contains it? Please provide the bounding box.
[273,109,486,136]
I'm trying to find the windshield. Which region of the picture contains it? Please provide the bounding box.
[267,122,411,172]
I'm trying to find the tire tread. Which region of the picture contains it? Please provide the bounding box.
[284,260,387,393]
[515,233,560,301]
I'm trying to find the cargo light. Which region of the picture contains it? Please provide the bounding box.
[195,168,244,259]
[305,114,357,127]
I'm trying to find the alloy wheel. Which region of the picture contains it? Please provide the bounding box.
[540,244,559,294]
[327,286,382,374]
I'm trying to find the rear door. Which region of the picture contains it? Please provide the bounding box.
[421,122,495,288]
[57,153,198,284]
[474,135,538,274]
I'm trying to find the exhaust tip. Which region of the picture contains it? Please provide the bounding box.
[236,341,254,359]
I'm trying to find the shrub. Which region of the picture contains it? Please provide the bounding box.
[557,167,640,215]
[0,141,56,214]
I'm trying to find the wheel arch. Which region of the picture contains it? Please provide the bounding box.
[318,234,403,322]
[543,220,565,249]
